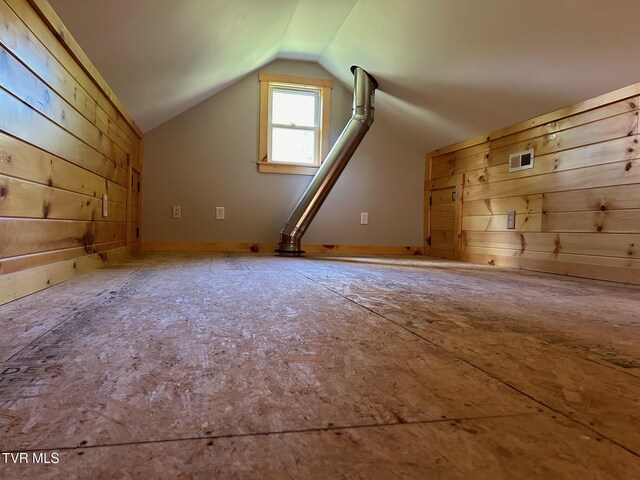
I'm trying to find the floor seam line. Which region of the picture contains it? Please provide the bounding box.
[2,412,538,454]
[295,271,640,459]
[1,269,142,363]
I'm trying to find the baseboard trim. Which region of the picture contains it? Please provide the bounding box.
[0,246,130,306]
[459,252,640,285]
[141,241,423,256]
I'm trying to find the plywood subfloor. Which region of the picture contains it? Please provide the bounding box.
[0,252,639,478]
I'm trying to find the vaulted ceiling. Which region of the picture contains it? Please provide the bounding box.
[50,0,640,152]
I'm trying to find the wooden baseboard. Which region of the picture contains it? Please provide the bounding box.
[141,241,423,256]
[459,252,640,285]
[0,246,130,305]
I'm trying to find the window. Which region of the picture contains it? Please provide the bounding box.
[258,72,332,175]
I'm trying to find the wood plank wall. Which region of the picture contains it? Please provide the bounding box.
[425,84,640,285]
[0,0,143,304]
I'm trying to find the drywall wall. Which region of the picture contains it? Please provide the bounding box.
[425,83,640,284]
[142,59,424,250]
[0,0,142,304]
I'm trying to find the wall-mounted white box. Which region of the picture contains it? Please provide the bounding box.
[509,149,534,172]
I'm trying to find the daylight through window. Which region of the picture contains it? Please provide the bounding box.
[258,73,333,175]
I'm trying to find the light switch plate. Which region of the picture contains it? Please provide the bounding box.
[215,207,225,220]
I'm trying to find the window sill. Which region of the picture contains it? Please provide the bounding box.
[257,161,319,176]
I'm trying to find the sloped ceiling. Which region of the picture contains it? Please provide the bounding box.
[50,0,640,151]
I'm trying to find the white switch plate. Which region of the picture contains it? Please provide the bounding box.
[102,194,108,217]
[360,212,369,225]
[172,205,182,218]
[215,206,225,220]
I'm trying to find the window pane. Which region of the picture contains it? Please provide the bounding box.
[271,88,318,127]
[271,127,316,164]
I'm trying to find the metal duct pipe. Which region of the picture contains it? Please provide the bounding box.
[276,66,378,255]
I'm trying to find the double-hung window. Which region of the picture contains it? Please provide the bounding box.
[258,73,332,175]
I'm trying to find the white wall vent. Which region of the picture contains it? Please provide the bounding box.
[508,149,534,172]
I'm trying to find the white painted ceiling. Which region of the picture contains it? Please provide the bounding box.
[50,0,640,151]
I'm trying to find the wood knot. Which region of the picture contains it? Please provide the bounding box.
[0,186,5,197]
[322,244,335,249]
[630,102,637,109]
[43,203,50,218]
[600,204,606,212]
[48,177,54,187]
[628,148,634,153]
[597,225,603,232]
[249,245,259,253]
[61,110,66,120]
[82,232,95,251]
[488,259,495,266]
[625,162,632,171]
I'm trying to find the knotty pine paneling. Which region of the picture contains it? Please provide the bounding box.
[426,83,640,284]
[0,0,142,304]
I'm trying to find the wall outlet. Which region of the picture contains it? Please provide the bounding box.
[215,206,225,220]
[507,210,516,229]
[172,205,182,218]
[360,212,369,225]
[102,194,108,217]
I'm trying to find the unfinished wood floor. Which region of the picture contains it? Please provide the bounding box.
[1,253,639,479]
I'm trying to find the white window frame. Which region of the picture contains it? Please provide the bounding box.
[258,72,332,175]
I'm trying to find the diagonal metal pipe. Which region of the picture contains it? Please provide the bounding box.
[276,66,378,255]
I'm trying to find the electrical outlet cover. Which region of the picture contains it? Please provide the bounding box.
[507,210,516,229]
[102,194,108,217]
